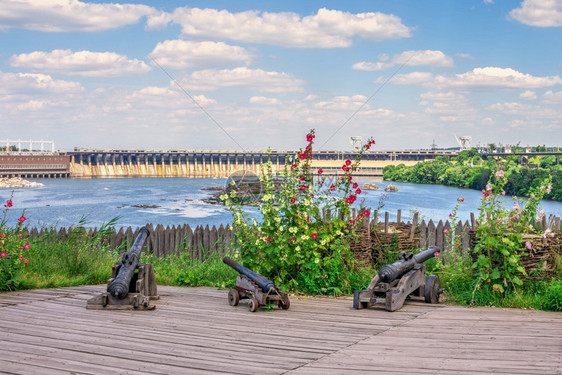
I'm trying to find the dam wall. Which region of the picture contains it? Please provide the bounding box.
[69,149,451,178]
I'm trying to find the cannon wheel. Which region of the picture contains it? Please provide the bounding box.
[248,297,259,312]
[228,289,240,306]
[281,296,290,310]
[424,274,441,304]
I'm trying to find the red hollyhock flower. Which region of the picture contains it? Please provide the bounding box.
[352,182,358,189]
[317,168,323,174]
[311,233,318,240]
[345,159,351,166]
[356,188,362,195]
[329,184,335,191]
[290,197,296,204]
[5,199,13,208]
[18,216,26,223]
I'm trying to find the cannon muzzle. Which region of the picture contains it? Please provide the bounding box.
[378,246,440,283]
[223,257,276,293]
[108,226,150,299]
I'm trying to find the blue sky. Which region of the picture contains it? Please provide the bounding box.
[0,0,561,152]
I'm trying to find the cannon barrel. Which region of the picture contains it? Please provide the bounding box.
[108,226,150,299]
[223,257,276,293]
[378,246,440,283]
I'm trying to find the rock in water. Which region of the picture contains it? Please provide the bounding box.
[0,177,44,188]
[384,184,398,192]
[361,182,379,190]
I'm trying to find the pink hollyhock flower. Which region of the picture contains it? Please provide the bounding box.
[0,251,6,258]
[311,233,318,240]
[19,256,24,261]
[290,237,295,242]
[25,259,29,265]
[444,229,449,235]
[525,241,532,250]
[434,251,440,258]
[495,170,504,177]
[25,243,30,250]
[513,203,520,210]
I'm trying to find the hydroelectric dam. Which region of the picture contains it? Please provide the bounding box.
[69,149,455,178]
[0,140,457,179]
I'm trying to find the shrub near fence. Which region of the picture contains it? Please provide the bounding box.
[23,209,560,268]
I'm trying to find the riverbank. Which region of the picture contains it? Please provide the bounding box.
[0,177,44,188]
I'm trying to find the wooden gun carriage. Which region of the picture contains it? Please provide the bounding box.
[354,246,443,312]
[87,226,159,310]
[223,257,290,312]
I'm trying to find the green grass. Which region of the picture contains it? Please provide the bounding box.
[4,226,560,313]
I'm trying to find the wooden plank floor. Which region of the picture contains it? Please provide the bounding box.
[0,285,560,375]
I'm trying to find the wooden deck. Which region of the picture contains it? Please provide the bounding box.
[1,285,560,374]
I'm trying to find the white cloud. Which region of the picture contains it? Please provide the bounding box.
[314,95,369,111]
[249,96,281,105]
[0,0,155,32]
[184,67,306,93]
[147,7,412,48]
[385,72,435,85]
[149,40,253,70]
[392,67,562,91]
[519,90,537,100]
[353,50,454,71]
[542,90,562,103]
[488,101,559,118]
[10,50,151,77]
[0,71,83,95]
[509,0,562,27]
[419,91,477,121]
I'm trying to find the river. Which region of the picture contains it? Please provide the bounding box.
[1,177,561,229]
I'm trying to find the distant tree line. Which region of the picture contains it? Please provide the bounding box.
[383,149,561,200]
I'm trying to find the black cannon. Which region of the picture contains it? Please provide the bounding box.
[353,246,443,312]
[223,257,290,312]
[87,226,159,310]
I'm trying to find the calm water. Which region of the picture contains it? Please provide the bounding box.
[1,177,561,229]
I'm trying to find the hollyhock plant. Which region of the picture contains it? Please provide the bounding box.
[223,129,374,294]
[472,171,552,298]
[0,197,31,291]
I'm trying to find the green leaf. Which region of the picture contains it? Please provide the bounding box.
[491,268,501,280]
[512,276,523,286]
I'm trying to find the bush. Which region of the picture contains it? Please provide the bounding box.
[223,130,375,294]
[0,198,31,291]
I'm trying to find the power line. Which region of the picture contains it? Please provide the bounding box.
[149,55,246,151]
[319,55,414,149]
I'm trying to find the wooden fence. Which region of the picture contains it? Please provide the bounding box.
[23,209,561,263]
